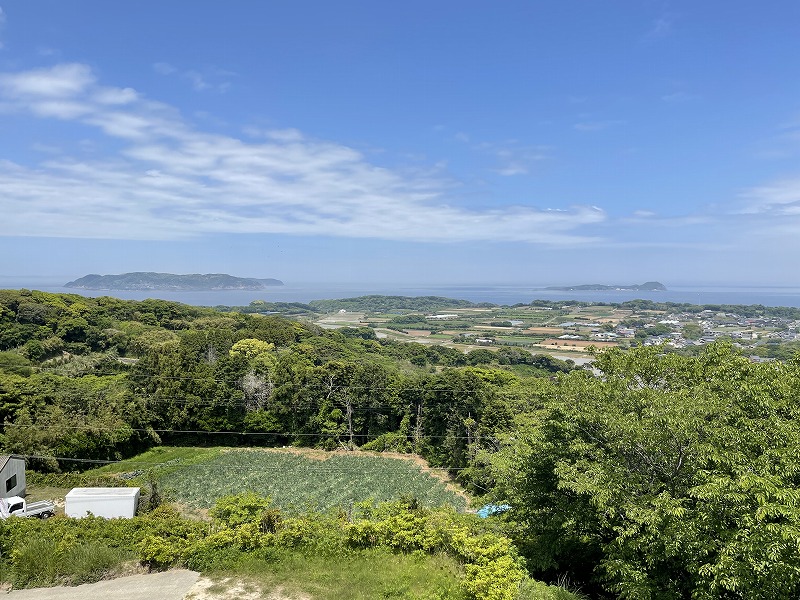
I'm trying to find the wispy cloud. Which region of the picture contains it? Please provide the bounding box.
[573,120,623,132]
[0,6,5,50]
[0,63,605,245]
[152,62,177,76]
[454,134,550,176]
[620,211,712,227]
[739,179,800,215]
[480,142,549,176]
[152,62,234,93]
[661,91,697,103]
[647,17,672,39]
[643,11,677,42]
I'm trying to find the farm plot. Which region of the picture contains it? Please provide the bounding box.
[158,449,468,512]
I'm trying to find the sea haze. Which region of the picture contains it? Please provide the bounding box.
[3,278,800,308]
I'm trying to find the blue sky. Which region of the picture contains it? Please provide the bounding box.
[1,1,799,286]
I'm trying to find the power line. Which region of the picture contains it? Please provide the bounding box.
[19,453,484,474]
[0,366,543,391]
[3,422,499,441]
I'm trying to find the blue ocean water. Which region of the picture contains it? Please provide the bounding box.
[3,277,800,308]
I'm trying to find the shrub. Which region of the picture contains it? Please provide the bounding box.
[210,492,274,529]
[137,535,188,569]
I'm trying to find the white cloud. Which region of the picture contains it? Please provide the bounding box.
[662,91,697,103]
[0,63,606,245]
[573,120,622,132]
[740,179,800,215]
[153,61,233,93]
[29,99,91,119]
[153,62,177,75]
[184,70,210,91]
[648,18,672,38]
[0,63,95,97]
[491,145,549,176]
[265,128,304,142]
[643,12,677,42]
[93,87,138,105]
[456,135,550,176]
[620,212,712,227]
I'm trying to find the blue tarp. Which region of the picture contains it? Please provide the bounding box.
[476,503,511,518]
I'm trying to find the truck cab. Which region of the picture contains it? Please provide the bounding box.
[1,496,26,517]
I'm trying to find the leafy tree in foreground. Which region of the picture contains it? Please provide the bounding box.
[491,342,800,598]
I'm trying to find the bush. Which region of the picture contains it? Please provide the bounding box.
[137,535,188,569]
[210,492,274,529]
[517,578,585,600]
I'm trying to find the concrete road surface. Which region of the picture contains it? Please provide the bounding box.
[4,570,201,600]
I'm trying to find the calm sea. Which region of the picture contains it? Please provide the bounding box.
[3,278,800,309]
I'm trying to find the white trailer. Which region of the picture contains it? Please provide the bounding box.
[65,487,140,519]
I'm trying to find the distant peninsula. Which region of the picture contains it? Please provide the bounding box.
[65,272,284,291]
[544,281,667,292]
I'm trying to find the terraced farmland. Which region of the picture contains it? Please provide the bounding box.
[143,448,467,512]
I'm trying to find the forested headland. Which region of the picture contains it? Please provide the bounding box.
[3,288,800,598]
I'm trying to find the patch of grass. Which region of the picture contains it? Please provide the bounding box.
[24,484,70,503]
[63,541,138,585]
[211,548,466,600]
[8,537,136,588]
[92,446,223,478]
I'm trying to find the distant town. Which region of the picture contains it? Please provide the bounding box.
[276,297,800,362]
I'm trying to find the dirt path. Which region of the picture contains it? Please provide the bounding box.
[3,570,200,599]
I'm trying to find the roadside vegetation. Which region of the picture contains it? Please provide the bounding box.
[4,288,800,597]
[0,496,575,600]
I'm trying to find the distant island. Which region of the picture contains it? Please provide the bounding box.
[65,272,284,291]
[544,281,667,292]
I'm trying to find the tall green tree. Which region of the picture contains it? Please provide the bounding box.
[491,343,800,598]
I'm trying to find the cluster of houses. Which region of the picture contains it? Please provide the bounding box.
[552,309,800,351]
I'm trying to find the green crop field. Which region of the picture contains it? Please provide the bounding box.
[96,447,468,512]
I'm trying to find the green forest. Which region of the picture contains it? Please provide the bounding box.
[3,288,800,598]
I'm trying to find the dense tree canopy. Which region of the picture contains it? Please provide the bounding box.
[491,343,800,598]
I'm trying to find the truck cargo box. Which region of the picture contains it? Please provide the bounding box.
[65,487,140,519]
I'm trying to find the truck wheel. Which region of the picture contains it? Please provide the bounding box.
[40,511,54,519]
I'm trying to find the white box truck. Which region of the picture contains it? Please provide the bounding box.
[65,487,140,519]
